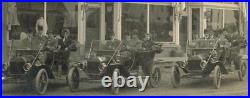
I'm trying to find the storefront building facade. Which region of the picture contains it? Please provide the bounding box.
[2,2,248,62]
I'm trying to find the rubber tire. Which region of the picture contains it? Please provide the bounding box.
[148,66,161,88]
[170,65,181,88]
[34,69,49,95]
[238,62,247,81]
[68,67,80,92]
[213,65,221,89]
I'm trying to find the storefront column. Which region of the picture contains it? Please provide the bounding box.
[175,16,180,45]
[147,4,150,34]
[2,3,8,63]
[200,6,205,38]
[188,7,192,42]
[222,9,225,28]
[78,2,85,55]
[239,3,244,34]
[100,3,106,40]
[174,3,181,45]
[173,7,176,44]
[113,3,122,40]
[44,2,47,35]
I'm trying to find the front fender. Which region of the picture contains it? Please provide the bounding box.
[175,61,189,73]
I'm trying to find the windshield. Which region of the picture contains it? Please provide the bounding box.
[91,40,122,51]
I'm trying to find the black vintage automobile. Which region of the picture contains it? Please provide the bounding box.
[2,36,73,94]
[67,40,162,94]
[170,39,247,89]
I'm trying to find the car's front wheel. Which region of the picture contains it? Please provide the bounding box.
[213,65,221,89]
[34,68,48,95]
[68,67,80,92]
[238,61,247,81]
[170,65,181,88]
[148,65,161,88]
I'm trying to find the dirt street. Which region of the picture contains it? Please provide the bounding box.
[2,64,248,96]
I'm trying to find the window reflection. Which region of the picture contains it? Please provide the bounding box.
[204,9,223,38]
[149,5,173,42]
[224,10,239,33]
[122,3,147,40]
[47,3,78,40]
[10,2,78,49]
[192,8,200,40]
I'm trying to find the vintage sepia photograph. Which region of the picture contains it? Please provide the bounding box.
[2,2,248,96]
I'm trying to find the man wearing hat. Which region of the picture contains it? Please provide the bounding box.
[229,30,246,70]
[128,33,142,51]
[142,33,155,51]
[57,28,76,75]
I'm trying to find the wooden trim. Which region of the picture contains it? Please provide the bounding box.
[124,2,172,6]
[85,3,102,8]
[187,3,239,10]
[147,3,149,34]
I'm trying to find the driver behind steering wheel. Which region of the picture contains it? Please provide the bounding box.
[142,33,154,51]
[118,33,142,76]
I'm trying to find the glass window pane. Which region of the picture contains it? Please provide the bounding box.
[224,10,239,33]
[11,3,44,49]
[47,2,78,40]
[192,8,200,40]
[149,5,173,42]
[85,7,100,48]
[105,3,114,40]
[122,3,147,40]
[204,9,223,38]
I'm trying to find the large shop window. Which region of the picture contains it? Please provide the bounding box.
[12,3,44,40]
[149,5,173,42]
[10,3,45,49]
[14,3,78,39]
[105,3,114,40]
[122,3,147,40]
[224,10,239,33]
[47,3,78,40]
[10,3,78,49]
[204,9,223,38]
[191,8,200,40]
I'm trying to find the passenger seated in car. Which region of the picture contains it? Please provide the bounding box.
[142,33,155,51]
[204,28,215,40]
[105,33,121,50]
[127,33,142,51]
[112,35,132,77]
[44,32,59,66]
[119,35,133,65]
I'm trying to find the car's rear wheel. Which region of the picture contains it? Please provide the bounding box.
[148,65,161,88]
[68,67,80,92]
[238,61,247,81]
[213,65,221,89]
[170,65,181,88]
[34,69,48,95]
[111,68,120,95]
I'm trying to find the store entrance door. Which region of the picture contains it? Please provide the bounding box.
[85,6,101,49]
[179,16,188,52]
